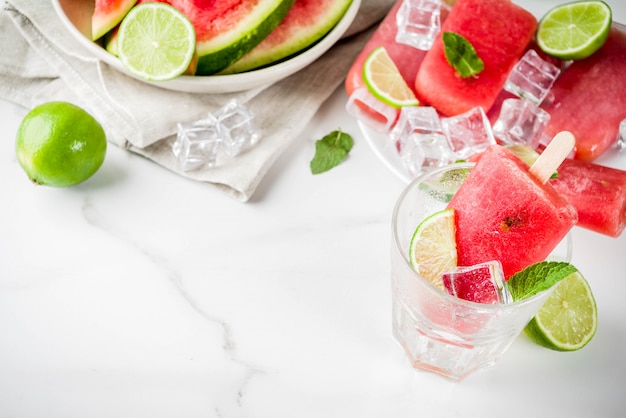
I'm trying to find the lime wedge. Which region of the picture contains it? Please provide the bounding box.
[536,0,612,60]
[363,46,419,108]
[524,271,598,351]
[409,208,457,289]
[117,3,196,81]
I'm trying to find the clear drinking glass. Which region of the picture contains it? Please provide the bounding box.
[390,163,571,381]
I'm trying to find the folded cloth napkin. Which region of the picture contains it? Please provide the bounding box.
[0,0,394,201]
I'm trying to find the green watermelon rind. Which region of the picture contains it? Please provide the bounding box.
[196,0,296,75]
[221,0,354,74]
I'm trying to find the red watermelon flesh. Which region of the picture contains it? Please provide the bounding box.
[550,158,626,238]
[540,26,626,163]
[442,261,508,304]
[92,0,138,41]
[169,0,253,39]
[447,145,577,279]
[414,0,536,116]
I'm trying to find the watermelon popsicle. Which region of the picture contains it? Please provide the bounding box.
[540,25,626,162]
[414,0,537,116]
[344,0,440,128]
[447,132,578,279]
[549,158,626,238]
[344,0,431,99]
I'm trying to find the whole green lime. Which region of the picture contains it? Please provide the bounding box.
[16,101,107,187]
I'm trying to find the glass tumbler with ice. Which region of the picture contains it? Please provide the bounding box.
[390,162,572,381]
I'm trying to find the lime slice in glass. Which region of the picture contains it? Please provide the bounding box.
[409,208,457,289]
[117,3,196,81]
[524,271,598,351]
[536,0,612,60]
[363,46,419,108]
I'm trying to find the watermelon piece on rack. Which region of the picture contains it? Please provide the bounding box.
[550,158,626,238]
[540,26,626,162]
[414,0,536,116]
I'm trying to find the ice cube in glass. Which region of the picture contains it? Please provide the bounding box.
[441,106,496,159]
[390,106,453,176]
[492,98,551,148]
[345,87,399,133]
[395,0,442,50]
[504,49,561,105]
[441,261,512,305]
[215,99,260,157]
[172,118,221,171]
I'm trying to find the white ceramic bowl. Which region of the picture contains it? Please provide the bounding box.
[51,0,361,93]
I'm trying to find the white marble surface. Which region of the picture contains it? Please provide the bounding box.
[2,1,626,417]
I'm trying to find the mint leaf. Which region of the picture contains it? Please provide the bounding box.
[310,130,354,174]
[442,32,484,78]
[507,261,578,301]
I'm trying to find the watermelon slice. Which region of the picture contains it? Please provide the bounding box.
[550,158,626,238]
[221,0,353,74]
[92,0,138,41]
[540,26,626,162]
[414,0,537,116]
[447,145,577,279]
[165,0,295,75]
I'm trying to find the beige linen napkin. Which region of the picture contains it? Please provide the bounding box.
[0,0,394,201]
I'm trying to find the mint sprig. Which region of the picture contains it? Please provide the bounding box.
[507,261,578,301]
[442,32,484,78]
[310,130,354,174]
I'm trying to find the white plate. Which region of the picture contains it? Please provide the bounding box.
[359,120,414,183]
[51,0,361,94]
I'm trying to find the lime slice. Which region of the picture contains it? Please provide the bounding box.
[409,208,457,289]
[536,0,612,60]
[363,46,419,108]
[117,3,196,81]
[524,271,598,351]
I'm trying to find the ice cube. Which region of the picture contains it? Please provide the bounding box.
[390,106,453,176]
[441,261,512,304]
[215,99,260,157]
[492,98,551,148]
[441,106,496,159]
[504,49,561,105]
[172,118,221,171]
[345,87,399,133]
[395,0,442,50]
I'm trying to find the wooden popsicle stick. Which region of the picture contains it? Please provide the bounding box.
[529,131,576,184]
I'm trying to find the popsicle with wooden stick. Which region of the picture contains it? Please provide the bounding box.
[447,132,578,279]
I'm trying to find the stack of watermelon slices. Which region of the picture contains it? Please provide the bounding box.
[92,0,354,75]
